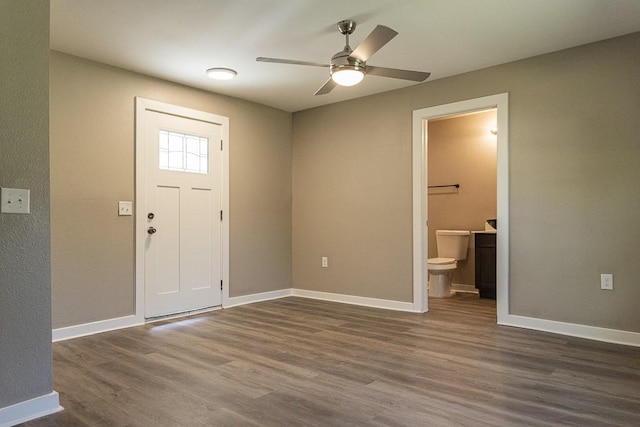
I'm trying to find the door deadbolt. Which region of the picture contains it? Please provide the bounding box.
[147,213,155,220]
[147,226,157,234]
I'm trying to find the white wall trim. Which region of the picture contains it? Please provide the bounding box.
[501,314,640,347]
[52,314,143,342]
[292,289,418,312]
[134,97,230,321]
[225,289,294,308]
[0,392,62,427]
[411,109,428,313]
[220,115,230,309]
[412,93,509,321]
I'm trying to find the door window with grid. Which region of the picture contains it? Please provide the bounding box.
[159,130,209,174]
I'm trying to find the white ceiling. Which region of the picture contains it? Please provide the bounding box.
[50,0,640,112]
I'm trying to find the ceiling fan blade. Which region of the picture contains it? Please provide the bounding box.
[314,78,337,96]
[256,57,328,68]
[349,25,398,63]
[366,66,431,82]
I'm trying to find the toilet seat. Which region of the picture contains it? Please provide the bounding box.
[427,257,457,271]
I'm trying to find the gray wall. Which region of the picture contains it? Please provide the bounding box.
[292,32,640,333]
[0,0,53,408]
[50,52,292,328]
[292,94,415,302]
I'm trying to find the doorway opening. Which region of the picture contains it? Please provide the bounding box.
[428,109,497,299]
[412,94,509,323]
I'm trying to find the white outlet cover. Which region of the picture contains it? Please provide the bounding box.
[118,201,133,216]
[600,273,613,290]
[1,187,30,214]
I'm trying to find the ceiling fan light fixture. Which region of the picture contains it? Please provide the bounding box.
[256,19,429,96]
[206,67,237,80]
[331,68,364,86]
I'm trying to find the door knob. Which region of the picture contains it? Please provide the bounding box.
[147,226,157,235]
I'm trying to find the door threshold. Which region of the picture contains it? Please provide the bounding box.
[145,305,221,323]
[452,283,478,294]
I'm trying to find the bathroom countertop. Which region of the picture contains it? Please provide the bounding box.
[471,230,497,234]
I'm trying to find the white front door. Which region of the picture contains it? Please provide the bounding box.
[142,108,222,318]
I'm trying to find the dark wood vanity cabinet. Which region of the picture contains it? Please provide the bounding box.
[475,233,496,299]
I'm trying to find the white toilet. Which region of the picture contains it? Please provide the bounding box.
[428,230,470,298]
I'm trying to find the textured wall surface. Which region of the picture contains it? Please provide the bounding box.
[0,0,53,407]
[50,52,292,328]
[292,94,415,302]
[293,32,640,332]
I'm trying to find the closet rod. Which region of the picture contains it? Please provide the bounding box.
[428,183,460,189]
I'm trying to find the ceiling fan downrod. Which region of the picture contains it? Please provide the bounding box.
[337,20,357,52]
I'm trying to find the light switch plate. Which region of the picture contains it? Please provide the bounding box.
[1,187,30,214]
[118,201,133,216]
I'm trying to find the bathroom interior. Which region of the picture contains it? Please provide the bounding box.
[427,108,497,303]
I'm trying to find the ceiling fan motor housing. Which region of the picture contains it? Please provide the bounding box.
[330,49,366,76]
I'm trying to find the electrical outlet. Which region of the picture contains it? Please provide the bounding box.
[118,201,133,216]
[600,273,613,290]
[1,187,30,214]
[321,256,329,268]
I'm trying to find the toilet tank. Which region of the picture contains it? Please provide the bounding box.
[436,230,470,260]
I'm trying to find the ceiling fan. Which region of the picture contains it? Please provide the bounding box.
[256,20,431,96]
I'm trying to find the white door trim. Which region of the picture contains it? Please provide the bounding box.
[134,97,230,322]
[412,93,509,321]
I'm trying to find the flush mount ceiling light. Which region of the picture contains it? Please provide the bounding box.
[206,67,237,80]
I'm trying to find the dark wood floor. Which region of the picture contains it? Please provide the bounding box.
[23,295,640,426]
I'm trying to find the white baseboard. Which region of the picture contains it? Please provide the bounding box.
[292,289,418,312]
[51,289,297,342]
[224,288,293,308]
[0,392,62,427]
[500,314,640,347]
[50,290,640,348]
[52,314,143,342]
